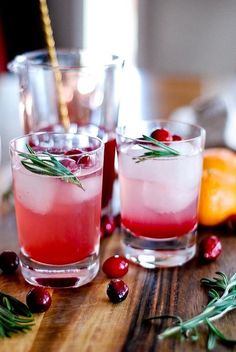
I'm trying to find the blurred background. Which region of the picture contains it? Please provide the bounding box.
[1,0,236,163]
[2,0,236,75]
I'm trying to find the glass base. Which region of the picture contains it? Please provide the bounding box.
[121,226,197,268]
[19,251,99,288]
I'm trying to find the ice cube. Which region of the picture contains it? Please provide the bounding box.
[55,174,102,204]
[142,181,195,213]
[168,141,196,155]
[13,166,58,214]
[118,142,202,188]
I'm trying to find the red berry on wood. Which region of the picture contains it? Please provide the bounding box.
[200,236,222,262]
[107,279,129,303]
[0,251,19,274]
[102,255,129,278]
[26,287,52,313]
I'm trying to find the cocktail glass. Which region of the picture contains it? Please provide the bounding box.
[8,49,124,213]
[116,120,205,268]
[10,132,104,288]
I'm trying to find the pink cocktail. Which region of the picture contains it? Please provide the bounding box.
[120,174,199,239]
[35,123,116,212]
[10,132,104,288]
[116,121,205,268]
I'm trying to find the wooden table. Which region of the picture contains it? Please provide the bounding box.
[0,213,236,352]
[1,72,236,351]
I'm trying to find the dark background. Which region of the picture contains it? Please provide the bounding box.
[0,0,45,70]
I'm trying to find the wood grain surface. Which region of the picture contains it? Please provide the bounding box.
[0,212,236,352]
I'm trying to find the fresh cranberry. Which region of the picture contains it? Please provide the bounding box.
[60,158,78,172]
[78,155,92,167]
[101,215,116,238]
[29,140,36,148]
[107,279,129,303]
[64,149,82,156]
[102,255,129,278]
[199,236,222,262]
[150,128,172,142]
[172,134,183,141]
[64,149,91,167]
[26,287,52,313]
[0,251,19,274]
[64,149,82,162]
[83,146,94,152]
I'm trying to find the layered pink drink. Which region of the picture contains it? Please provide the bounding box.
[119,147,201,239]
[13,165,102,265]
[116,121,205,268]
[10,133,104,287]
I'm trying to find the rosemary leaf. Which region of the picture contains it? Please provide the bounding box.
[0,292,34,338]
[145,272,236,351]
[0,292,32,317]
[133,135,180,162]
[2,297,11,312]
[190,327,199,342]
[207,327,217,350]
[206,319,236,344]
[19,145,84,190]
[141,135,180,155]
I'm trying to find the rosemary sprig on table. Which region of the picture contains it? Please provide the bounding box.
[133,135,180,163]
[145,272,236,350]
[0,292,34,337]
[19,145,84,190]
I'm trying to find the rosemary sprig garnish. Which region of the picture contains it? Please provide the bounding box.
[0,291,34,337]
[145,272,236,350]
[19,145,84,190]
[133,135,180,163]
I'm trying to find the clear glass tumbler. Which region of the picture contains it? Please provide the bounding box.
[10,132,104,288]
[116,120,205,268]
[8,49,124,213]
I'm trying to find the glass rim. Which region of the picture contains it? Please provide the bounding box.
[9,132,104,156]
[8,48,125,72]
[116,119,206,144]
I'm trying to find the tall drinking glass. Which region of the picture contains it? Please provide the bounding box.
[8,50,124,213]
[116,121,205,268]
[10,132,104,288]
